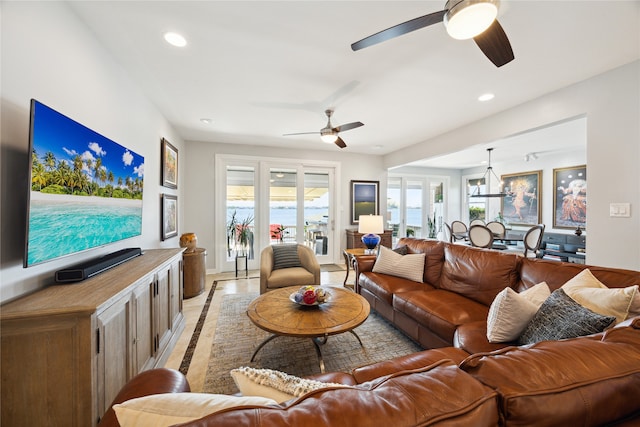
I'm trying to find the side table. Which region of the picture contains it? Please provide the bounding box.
[183,247,206,299]
[342,248,367,287]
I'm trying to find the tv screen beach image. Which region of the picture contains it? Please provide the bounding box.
[25,100,145,266]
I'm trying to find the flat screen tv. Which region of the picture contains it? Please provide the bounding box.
[24,99,145,267]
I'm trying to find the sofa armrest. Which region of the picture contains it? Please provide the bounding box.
[97,368,190,427]
[354,255,377,292]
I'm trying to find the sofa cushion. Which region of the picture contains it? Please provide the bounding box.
[486,282,551,343]
[372,246,425,282]
[359,272,432,305]
[187,361,500,427]
[397,237,446,284]
[454,321,514,354]
[518,289,616,345]
[230,367,347,403]
[394,289,489,344]
[439,245,520,306]
[460,324,640,427]
[113,393,278,426]
[267,267,315,288]
[517,257,640,292]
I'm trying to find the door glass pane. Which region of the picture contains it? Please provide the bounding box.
[387,177,401,245]
[468,177,486,221]
[226,166,255,260]
[429,181,444,239]
[269,169,296,244]
[406,180,423,238]
[304,172,329,255]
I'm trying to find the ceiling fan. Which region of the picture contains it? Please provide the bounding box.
[351,0,514,67]
[283,109,364,148]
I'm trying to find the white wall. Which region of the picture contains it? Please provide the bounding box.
[0,2,185,302]
[385,62,640,270]
[183,141,386,271]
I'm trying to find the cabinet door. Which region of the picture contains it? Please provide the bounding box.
[169,259,183,330]
[96,295,132,418]
[155,266,172,354]
[132,277,155,372]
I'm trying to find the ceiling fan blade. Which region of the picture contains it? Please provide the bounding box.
[351,9,446,51]
[473,19,514,67]
[334,136,347,149]
[334,121,364,132]
[282,131,319,136]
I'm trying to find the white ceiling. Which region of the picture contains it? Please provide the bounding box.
[68,1,639,167]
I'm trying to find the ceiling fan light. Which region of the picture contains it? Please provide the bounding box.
[320,133,338,144]
[444,0,498,40]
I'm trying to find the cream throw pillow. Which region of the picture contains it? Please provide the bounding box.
[486,282,551,343]
[561,269,638,323]
[230,367,347,403]
[113,392,277,426]
[372,246,425,283]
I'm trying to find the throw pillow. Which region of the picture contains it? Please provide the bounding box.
[561,268,607,292]
[392,245,408,255]
[230,367,347,403]
[113,392,278,426]
[272,244,302,270]
[518,289,616,345]
[564,285,638,324]
[372,246,425,283]
[486,282,551,343]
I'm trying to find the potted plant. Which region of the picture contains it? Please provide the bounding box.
[235,214,254,256]
[226,210,238,257]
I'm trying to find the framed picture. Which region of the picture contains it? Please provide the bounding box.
[161,138,178,189]
[553,165,587,229]
[161,193,178,241]
[350,180,379,224]
[501,170,542,226]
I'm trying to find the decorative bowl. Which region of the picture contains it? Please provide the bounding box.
[290,286,330,306]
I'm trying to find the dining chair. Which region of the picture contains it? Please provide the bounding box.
[523,224,545,258]
[450,220,468,242]
[443,222,454,242]
[486,221,507,250]
[469,219,486,227]
[468,225,494,249]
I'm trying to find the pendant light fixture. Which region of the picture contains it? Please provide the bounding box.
[470,148,506,198]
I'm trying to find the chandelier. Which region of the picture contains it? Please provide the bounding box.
[469,148,506,198]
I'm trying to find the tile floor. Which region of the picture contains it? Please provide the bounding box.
[164,268,348,392]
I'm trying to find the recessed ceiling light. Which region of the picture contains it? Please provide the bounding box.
[478,93,495,102]
[164,32,187,47]
[200,118,212,124]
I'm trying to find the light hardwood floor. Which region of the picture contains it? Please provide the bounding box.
[164,268,348,392]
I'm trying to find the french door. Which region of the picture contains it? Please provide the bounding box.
[217,155,337,272]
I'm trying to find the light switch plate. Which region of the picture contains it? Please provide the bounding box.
[609,203,631,217]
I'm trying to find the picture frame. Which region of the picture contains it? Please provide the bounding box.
[350,180,379,225]
[501,170,542,226]
[553,165,587,229]
[161,193,178,241]
[161,138,178,189]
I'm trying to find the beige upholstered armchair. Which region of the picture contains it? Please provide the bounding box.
[259,244,320,294]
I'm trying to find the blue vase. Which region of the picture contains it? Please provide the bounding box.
[361,233,381,251]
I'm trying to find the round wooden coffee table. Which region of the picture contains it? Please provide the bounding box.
[247,286,370,373]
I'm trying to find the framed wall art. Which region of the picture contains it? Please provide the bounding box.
[350,180,379,225]
[161,138,178,189]
[553,165,587,229]
[500,170,542,226]
[161,193,178,241]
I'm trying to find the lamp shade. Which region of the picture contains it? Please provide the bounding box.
[358,215,384,234]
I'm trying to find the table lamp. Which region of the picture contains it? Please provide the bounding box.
[358,215,384,254]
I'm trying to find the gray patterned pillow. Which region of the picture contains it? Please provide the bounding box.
[392,245,408,255]
[272,244,302,270]
[518,288,615,345]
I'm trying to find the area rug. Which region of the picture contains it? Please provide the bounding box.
[203,293,422,395]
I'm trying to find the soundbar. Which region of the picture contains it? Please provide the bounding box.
[55,247,143,283]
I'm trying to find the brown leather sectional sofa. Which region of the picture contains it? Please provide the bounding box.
[99,238,640,426]
[356,237,640,354]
